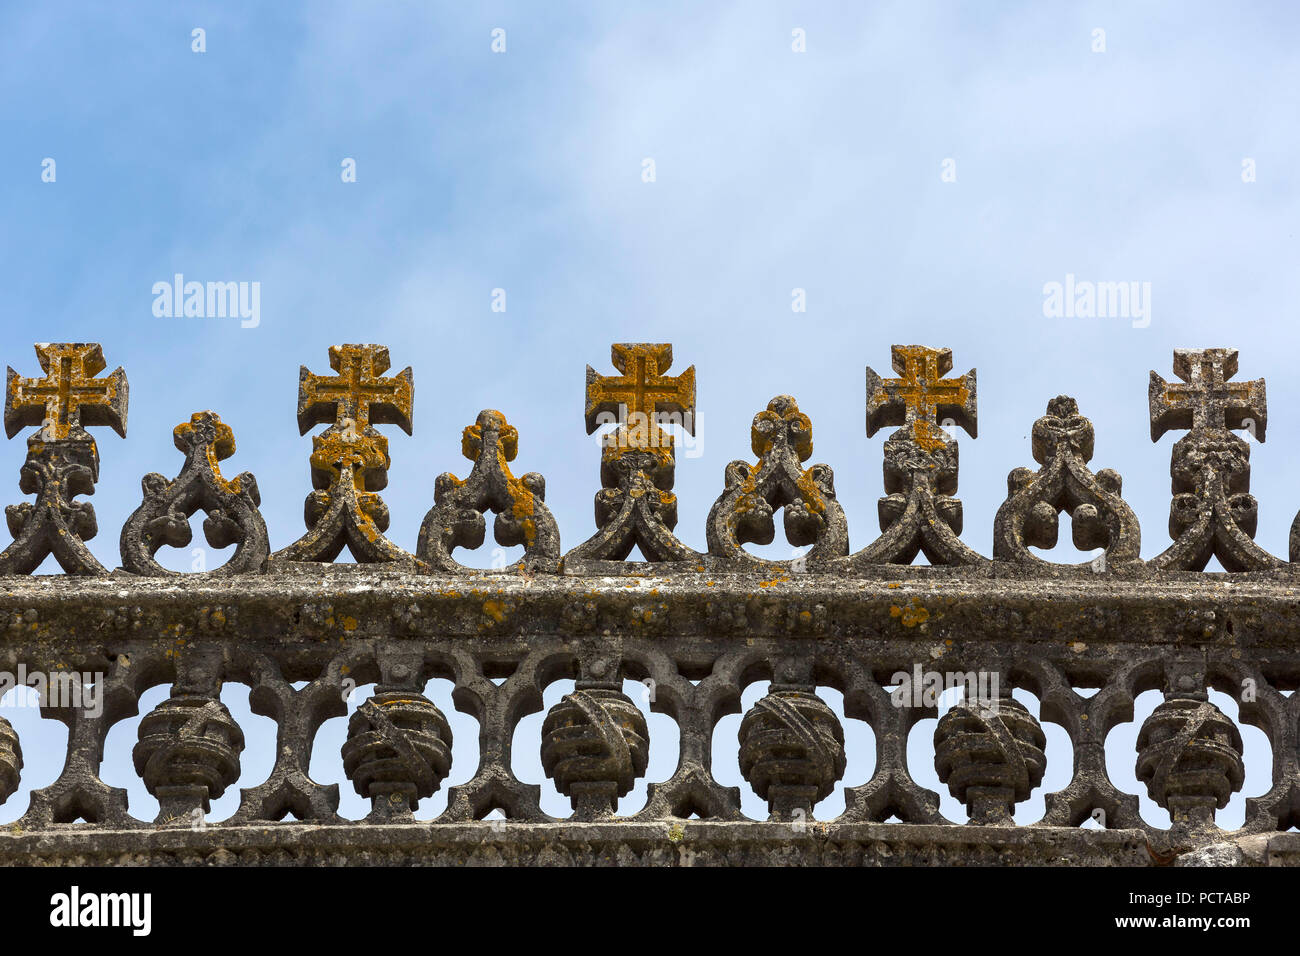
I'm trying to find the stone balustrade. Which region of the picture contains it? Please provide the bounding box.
[0,340,1297,866]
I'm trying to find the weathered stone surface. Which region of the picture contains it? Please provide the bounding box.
[0,339,1298,865]
[0,716,20,804]
[0,343,127,575]
[707,396,847,568]
[417,409,559,572]
[566,343,699,564]
[121,411,269,575]
[851,345,984,567]
[273,345,418,566]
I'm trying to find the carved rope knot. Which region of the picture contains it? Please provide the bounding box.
[1136,698,1244,822]
[933,695,1046,824]
[738,688,846,818]
[133,695,244,820]
[341,691,453,813]
[0,716,21,805]
[541,686,649,817]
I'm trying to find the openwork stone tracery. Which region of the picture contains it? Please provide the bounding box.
[1,339,1299,866]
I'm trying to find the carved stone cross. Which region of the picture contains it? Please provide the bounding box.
[585,343,695,456]
[1149,348,1266,441]
[296,344,413,437]
[5,343,128,440]
[865,345,976,450]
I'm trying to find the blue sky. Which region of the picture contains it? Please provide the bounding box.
[0,1,1295,827]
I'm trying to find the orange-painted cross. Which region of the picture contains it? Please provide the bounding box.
[585,343,695,451]
[4,343,128,440]
[865,345,976,451]
[1149,348,1266,441]
[296,344,414,436]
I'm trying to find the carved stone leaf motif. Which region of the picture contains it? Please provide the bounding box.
[417,409,560,572]
[271,345,423,567]
[849,345,986,567]
[0,343,128,576]
[121,411,269,575]
[994,396,1140,569]
[1148,348,1280,571]
[565,343,700,563]
[706,395,847,567]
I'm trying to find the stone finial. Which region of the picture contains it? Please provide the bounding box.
[417,409,560,572]
[273,345,420,566]
[994,396,1141,569]
[0,343,128,575]
[706,395,848,567]
[120,411,269,575]
[5,343,127,441]
[566,343,700,564]
[1148,348,1279,571]
[852,344,984,567]
[585,343,694,467]
[865,345,976,450]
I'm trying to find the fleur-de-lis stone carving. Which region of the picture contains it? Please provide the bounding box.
[706,395,847,567]
[417,409,560,572]
[121,411,269,575]
[994,396,1140,569]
